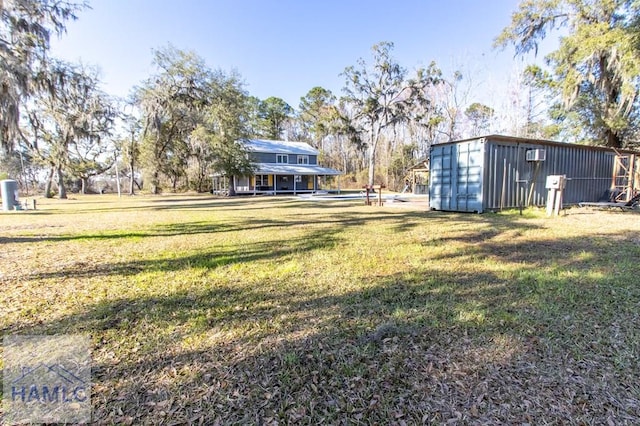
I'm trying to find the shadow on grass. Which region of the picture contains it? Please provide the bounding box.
[18,226,345,281]
[40,196,360,214]
[92,232,637,424]
[0,211,53,216]
[3,223,640,423]
[1,207,511,245]
[3,203,637,418]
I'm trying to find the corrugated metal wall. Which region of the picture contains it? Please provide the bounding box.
[483,139,615,210]
[430,136,622,213]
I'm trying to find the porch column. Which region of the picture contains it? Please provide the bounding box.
[273,174,277,195]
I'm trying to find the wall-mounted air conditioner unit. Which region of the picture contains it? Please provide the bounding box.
[526,149,546,162]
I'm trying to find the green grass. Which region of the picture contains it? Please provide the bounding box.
[1,194,640,424]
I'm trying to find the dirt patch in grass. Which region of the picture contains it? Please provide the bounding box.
[1,196,639,424]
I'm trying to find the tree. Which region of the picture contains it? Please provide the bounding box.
[495,0,640,148]
[136,46,254,194]
[257,96,293,140]
[0,148,37,192]
[244,95,263,138]
[189,70,253,194]
[341,41,441,186]
[135,45,211,193]
[298,87,337,148]
[0,0,87,155]
[23,60,115,198]
[120,111,142,195]
[438,71,465,141]
[66,88,117,194]
[465,102,494,136]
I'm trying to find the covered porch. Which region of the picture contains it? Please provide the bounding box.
[212,165,342,195]
[238,164,341,195]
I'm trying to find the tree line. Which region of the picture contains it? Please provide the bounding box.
[2,0,639,197]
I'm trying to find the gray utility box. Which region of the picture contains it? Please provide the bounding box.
[1,179,19,211]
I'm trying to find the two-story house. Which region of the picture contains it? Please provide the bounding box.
[213,139,342,195]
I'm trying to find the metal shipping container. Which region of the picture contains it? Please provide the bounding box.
[429,135,638,213]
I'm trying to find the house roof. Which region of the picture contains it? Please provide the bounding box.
[407,158,429,171]
[254,164,342,176]
[242,139,318,155]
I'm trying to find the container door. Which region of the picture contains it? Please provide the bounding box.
[429,141,484,212]
[456,140,484,212]
[429,144,454,211]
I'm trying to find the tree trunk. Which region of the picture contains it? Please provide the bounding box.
[57,166,67,199]
[128,159,135,195]
[81,177,88,194]
[151,170,160,194]
[367,145,376,187]
[44,167,55,198]
[367,125,380,187]
[228,176,237,196]
[342,150,348,175]
[605,128,622,148]
[195,174,203,193]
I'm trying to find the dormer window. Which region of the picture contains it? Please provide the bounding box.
[297,155,309,165]
[276,154,288,164]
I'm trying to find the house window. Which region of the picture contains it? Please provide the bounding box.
[255,175,269,186]
[276,154,288,164]
[297,155,309,165]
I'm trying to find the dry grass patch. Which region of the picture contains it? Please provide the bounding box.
[1,195,640,424]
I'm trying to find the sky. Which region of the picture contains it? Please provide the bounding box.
[49,0,550,110]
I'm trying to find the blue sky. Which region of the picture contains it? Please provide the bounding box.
[50,0,546,109]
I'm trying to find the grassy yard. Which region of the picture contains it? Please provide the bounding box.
[1,194,640,424]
